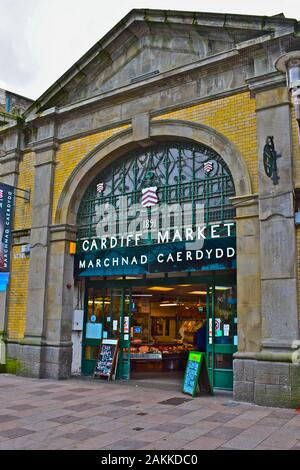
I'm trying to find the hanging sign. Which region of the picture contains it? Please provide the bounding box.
[94,339,119,380]
[182,351,213,398]
[263,136,280,185]
[0,182,15,292]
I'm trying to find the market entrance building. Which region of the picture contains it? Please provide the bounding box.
[77,140,237,389]
[1,9,300,407]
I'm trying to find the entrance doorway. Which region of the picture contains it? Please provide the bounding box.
[81,275,237,390]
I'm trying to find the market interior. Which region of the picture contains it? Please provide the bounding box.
[125,284,207,383]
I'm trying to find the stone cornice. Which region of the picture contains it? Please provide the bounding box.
[230,193,259,207]
[246,71,286,95]
[0,149,22,164]
[24,8,298,119]
[31,137,60,154]
[25,48,240,123]
[50,224,77,242]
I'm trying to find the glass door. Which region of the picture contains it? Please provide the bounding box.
[82,285,132,378]
[206,285,237,390]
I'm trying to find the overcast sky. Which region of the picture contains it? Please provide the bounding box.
[1,0,300,100]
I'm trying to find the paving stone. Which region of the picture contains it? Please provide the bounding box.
[0,415,19,423]
[222,425,278,450]
[48,415,81,424]
[35,384,65,389]
[0,437,40,450]
[258,417,289,427]
[106,438,150,450]
[158,397,192,406]
[53,394,84,401]
[63,428,99,442]
[161,408,196,418]
[205,412,240,423]
[203,425,244,440]
[142,437,189,450]
[183,436,225,450]
[63,403,99,412]
[270,410,298,419]
[34,437,77,450]
[0,427,35,439]
[134,430,170,442]
[150,422,187,433]
[7,404,38,411]
[172,420,219,441]
[111,400,138,407]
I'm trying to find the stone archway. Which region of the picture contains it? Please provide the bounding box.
[55,120,252,226]
[48,119,258,379]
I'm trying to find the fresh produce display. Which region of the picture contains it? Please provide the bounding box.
[124,343,193,356]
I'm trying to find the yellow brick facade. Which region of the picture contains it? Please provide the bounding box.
[153,92,258,193]
[7,246,30,339]
[52,126,129,222]
[291,108,300,188]
[6,152,35,339]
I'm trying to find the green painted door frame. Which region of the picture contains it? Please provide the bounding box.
[206,284,237,390]
[81,273,237,389]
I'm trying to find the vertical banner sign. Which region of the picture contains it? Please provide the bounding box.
[0,183,15,292]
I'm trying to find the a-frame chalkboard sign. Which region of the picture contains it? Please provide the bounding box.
[94,339,119,381]
[182,351,213,397]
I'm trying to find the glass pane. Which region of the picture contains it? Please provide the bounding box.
[214,286,236,345]
[86,288,105,339]
[85,346,91,360]
[214,353,233,370]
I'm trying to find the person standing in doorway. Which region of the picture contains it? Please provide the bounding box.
[194,320,207,353]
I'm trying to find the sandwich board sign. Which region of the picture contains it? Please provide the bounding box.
[94,339,119,381]
[182,351,212,397]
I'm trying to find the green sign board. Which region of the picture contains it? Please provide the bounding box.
[182,351,212,397]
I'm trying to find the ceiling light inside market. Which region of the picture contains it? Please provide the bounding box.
[160,303,183,307]
[148,287,175,292]
[188,291,207,295]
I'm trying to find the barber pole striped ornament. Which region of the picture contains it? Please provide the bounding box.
[0,189,3,200]
[204,161,214,174]
[141,186,158,208]
[96,182,105,194]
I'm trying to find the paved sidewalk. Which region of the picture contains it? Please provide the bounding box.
[0,374,299,450]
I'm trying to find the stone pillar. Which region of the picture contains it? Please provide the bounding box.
[257,89,298,350]
[234,87,300,408]
[19,138,58,378]
[42,224,77,379]
[0,130,22,370]
[231,195,261,402]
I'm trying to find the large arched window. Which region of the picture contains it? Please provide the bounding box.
[77,141,235,240]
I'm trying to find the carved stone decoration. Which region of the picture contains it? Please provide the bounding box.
[263,136,280,185]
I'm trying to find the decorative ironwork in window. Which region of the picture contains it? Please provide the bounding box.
[77,141,236,240]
